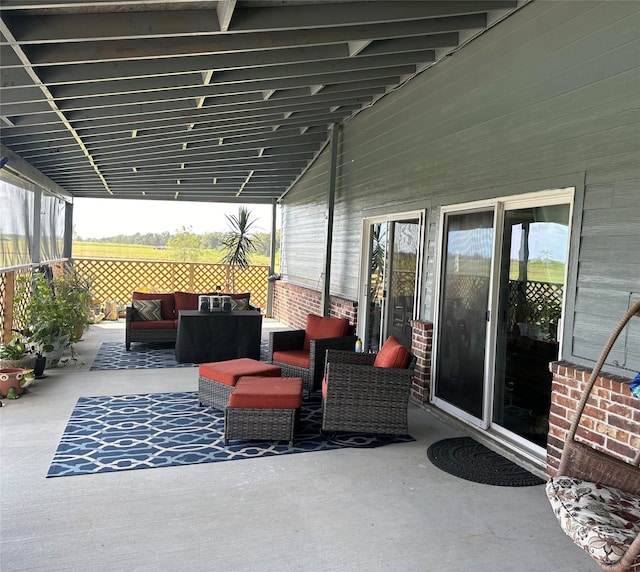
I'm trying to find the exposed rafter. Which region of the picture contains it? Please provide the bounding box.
[0,1,521,203]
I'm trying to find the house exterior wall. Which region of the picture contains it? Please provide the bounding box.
[278,0,640,380]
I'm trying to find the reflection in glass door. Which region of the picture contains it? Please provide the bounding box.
[364,217,420,352]
[492,204,570,448]
[434,210,494,422]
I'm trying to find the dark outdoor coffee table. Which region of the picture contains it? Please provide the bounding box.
[174,310,262,364]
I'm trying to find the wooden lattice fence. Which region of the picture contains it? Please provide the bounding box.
[73,258,270,309]
[1,260,270,342]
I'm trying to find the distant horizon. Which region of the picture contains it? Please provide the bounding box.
[72,198,280,241]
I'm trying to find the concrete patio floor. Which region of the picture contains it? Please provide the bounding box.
[1,319,598,571]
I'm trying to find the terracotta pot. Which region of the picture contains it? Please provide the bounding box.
[0,368,26,398]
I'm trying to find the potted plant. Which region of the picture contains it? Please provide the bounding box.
[0,337,36,370]
[56,266,94,342]
[13,269,90,368]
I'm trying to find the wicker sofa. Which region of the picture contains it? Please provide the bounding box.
[125,290,253,350]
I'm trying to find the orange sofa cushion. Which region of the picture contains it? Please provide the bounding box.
[228,377,303,409]
[131,319,176,330]
[174,291,200,312]
[303,314,349,351]
[132,291,175,320]
[374,336,410,369]
[198,358,281,386]
[272,349,310,369]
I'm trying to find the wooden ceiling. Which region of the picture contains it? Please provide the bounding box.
[0,0,521,203]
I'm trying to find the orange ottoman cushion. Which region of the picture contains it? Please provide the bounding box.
[229,377,303,409]
[198,358,281,387]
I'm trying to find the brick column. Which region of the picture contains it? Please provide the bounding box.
[410,319,433,403]
[547,359,639,476]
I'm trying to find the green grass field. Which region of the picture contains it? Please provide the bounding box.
[72,241,274,266]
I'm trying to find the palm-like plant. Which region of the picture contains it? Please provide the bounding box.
[220,207,260,292]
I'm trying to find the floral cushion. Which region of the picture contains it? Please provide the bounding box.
[546,476,640,566]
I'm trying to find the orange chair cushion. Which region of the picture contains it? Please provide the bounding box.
[272,349,310,369]
[303,314,349,351]
[132,291,175,320]
[229,377,303,409]
[321,375,328,397]
[198,358,281,386]
[373,335,410,369]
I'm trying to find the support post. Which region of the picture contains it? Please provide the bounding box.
[63,201,74,261]
[321,123,340,316]
[31,188,42,265]
[266,199,277,317]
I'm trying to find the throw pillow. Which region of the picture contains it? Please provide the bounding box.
[230,297,250,311]
[303,314,350,351]
[374,335,410,368]
[132,292,175,320]
[132,299,162,321]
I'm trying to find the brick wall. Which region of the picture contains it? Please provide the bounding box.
[410,320,433,403]
[272,281,358,329]
[547,360,640,476]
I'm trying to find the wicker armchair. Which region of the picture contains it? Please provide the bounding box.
[268,327,357,394]
[321,349,416,436]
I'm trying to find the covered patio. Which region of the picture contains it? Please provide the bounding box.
[0,319,597,571]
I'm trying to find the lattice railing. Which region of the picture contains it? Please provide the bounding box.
[1,267,34,344]
[1,259,270,341]
[73,258,269,309]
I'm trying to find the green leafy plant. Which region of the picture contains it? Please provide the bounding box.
[14,267,93,363]
[220,207,261,292]
[55,266,94,343]
[0,337,30,360]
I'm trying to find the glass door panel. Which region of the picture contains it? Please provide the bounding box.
[492,204,570,447]
[365,222,387,352]
[434,210,494,421]
[387,220,420,349]
[363,217,420,352]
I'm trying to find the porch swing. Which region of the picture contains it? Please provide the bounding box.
[546,298,640,572]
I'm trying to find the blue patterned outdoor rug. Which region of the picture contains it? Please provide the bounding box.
[90,342,195,370]
[47,391,414,477]
[90,341,271,371]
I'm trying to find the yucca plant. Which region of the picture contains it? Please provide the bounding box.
[220,207,261,292]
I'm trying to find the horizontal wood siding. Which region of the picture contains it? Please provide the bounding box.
[280,146,330,290]
[281,1,640,373]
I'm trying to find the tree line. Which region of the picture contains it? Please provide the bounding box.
[76,229,279,258]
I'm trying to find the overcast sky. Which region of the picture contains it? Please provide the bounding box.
[72,198,280,240]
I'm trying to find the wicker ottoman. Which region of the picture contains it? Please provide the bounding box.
[224,376,303,447]
[198,358,282,411]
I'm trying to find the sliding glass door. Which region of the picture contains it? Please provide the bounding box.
[433,191,572,451]
[362,214,422,352]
